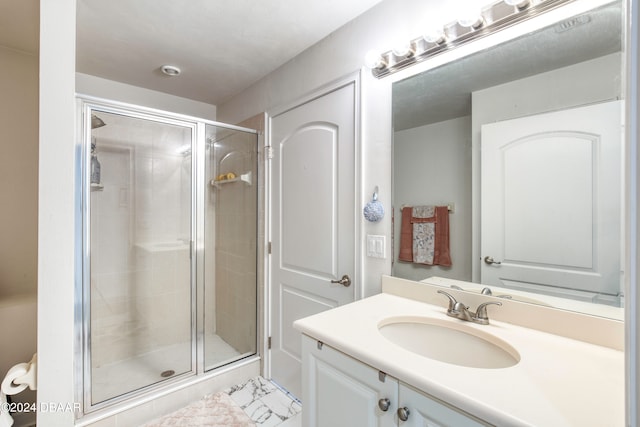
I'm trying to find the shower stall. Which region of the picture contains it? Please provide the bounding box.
[77,99,259,412]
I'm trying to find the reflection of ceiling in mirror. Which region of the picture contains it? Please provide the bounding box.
[392,1,622,131]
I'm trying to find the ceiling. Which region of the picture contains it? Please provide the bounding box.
[76,0,384,105]
[1,0,384,105]
[393,1,622,131]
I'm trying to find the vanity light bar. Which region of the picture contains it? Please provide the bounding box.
[367,0,576,78]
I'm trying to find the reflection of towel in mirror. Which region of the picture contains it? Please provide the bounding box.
[398,205,451,266]
[398,207,414,262]
[411,206,436,264]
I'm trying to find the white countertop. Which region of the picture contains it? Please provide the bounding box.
[294,292,624,426]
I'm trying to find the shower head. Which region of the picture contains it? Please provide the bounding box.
[91,114,106,129]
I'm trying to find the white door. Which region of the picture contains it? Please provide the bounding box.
[481,101,622,297]
[269,82,357,398]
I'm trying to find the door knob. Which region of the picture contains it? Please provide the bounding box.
[330,274,351,287]
[484,256,502,265]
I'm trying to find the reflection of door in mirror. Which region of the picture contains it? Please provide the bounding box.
[481,101,622,305]
[391,1,624,315]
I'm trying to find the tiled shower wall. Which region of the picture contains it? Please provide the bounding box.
[211,135,257,355]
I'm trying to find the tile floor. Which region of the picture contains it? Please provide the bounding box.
[143,376,302,426]
[226,377,302,427]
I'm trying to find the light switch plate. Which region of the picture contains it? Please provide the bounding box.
[366,235,386,259]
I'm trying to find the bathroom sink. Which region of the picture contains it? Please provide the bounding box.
[378,316,520,369]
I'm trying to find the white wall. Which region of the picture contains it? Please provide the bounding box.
[38,0,76,425]
[393,116,473,282]
[76,73,217,121]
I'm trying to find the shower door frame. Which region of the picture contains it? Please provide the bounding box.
[75,96,261,417]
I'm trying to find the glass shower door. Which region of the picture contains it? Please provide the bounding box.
[203,124,258,370]
[86,109,195,405]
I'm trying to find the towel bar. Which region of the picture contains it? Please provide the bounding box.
[400,203,454,213]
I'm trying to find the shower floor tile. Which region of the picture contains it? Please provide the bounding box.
[205,332,244,368]
[91,333,240,404]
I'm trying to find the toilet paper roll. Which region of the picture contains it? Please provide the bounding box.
[1,364,29,395]
[16,354,36,391]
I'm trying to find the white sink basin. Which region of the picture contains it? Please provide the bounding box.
[378,316,520,369]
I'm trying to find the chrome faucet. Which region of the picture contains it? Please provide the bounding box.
[481,286,512,299]
[437,290,502,325]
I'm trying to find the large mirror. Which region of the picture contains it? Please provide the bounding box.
[392,0,624,319]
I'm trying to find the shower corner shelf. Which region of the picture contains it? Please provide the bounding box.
[210,171,252,188]
[90,183,104,192]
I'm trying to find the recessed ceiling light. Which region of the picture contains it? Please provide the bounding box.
[161,65,181,76]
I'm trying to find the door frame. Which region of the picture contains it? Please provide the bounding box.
[263,71,363,380]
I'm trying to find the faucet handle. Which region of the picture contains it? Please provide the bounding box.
[472,301,502,325]
[481,286,511,299]
[437,290,457,312]
[437,290,469,313]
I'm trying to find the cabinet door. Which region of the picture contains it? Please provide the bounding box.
[398,383,492,427]
[302,336,398,427]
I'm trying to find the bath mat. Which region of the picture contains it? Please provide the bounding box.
[142,391,256,427]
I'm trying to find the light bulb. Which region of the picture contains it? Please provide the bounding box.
[504,0,530,7]
[458,10,484,29]
[504,0,529,9]
[364,50,386,70]
[392,41,412,58]
[458,16,483,28]
[423,28,446,44]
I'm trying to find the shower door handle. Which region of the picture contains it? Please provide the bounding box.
[330,275,351,287]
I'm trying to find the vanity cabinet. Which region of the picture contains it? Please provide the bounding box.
[397,382,489,427]
[301,335,397,426]
[301,335,491,427]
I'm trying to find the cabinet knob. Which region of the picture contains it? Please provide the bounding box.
[378,397,390,411]
[397,406,410,421]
